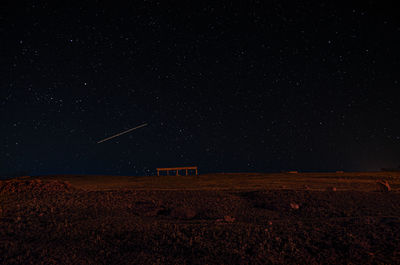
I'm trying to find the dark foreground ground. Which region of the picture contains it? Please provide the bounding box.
[1,176,400,264]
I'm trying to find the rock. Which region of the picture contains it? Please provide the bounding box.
[326,186,337,192]
[290,202,300,210]
[224,215,235,222]
[376,180,391,192]
[144,207,163,217]
[170,207,196,220]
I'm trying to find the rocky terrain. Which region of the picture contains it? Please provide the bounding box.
[1,178,399,264]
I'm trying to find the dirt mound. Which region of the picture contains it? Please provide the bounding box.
[0,179,74,195]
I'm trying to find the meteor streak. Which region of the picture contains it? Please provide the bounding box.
[97,123,148,144]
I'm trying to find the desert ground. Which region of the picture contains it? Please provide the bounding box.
[1,172,400,264]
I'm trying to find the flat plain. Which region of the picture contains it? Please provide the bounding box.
[1,172,399,264]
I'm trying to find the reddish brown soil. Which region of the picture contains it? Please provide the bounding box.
[1,179,400,264]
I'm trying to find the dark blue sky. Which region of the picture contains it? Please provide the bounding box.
[1,1,399,176]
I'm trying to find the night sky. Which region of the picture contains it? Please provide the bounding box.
[1,1,399,176]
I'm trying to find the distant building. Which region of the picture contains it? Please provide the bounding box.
[156,166,198,176]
